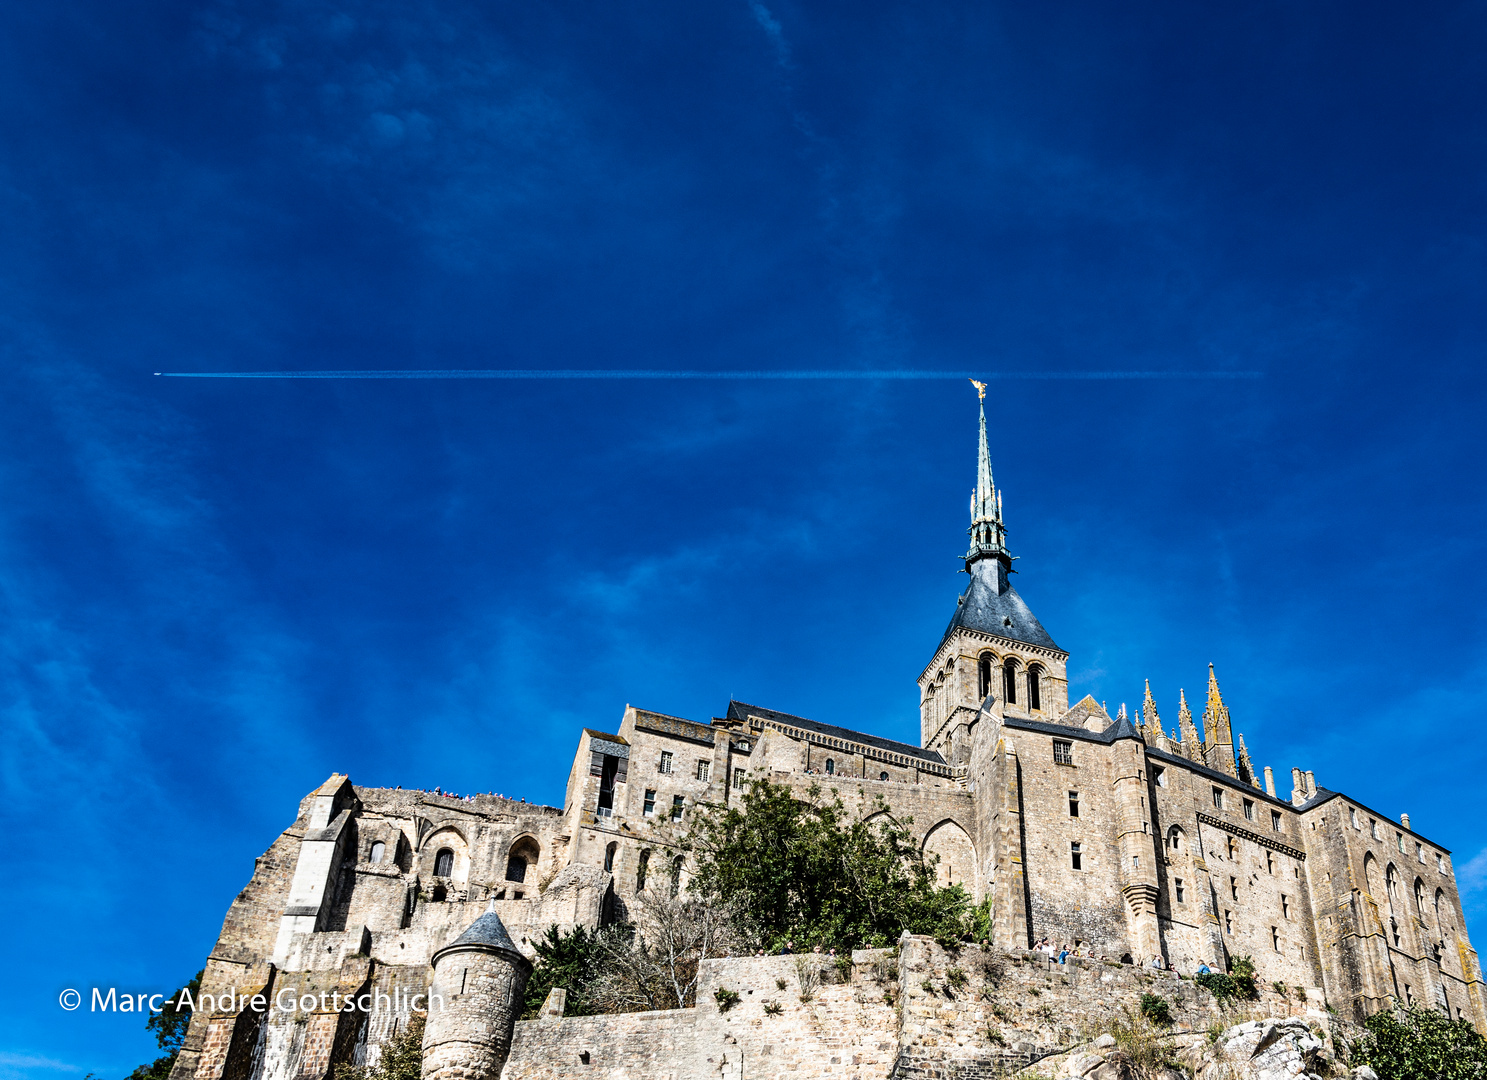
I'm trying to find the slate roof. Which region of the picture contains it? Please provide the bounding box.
[448,907,522,955]
[942,559,1060,652]
[726,701,947,765]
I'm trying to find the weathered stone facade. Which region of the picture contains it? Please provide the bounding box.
[170,396,1485,1080]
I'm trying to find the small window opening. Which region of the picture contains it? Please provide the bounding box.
[1266,852,1274,875]
[1243,799,1254,821]
[369,841,385,864]
[604,841,618,873]
[1272,810,1282,831]
[671,794,685,822]
[1175,878,1185,903]
[1003,659,1018,704]
[1027,665,1042,710]
[1153,766,1167,787]
[1224,910,1233,934]
[1053,739,1073,765]
[978,653,994,699]
[1212,786,1224,809]
[824,758,835,775]
[1272,927,1280,951]
[670,855,683,897]
[1070,842,1082,870]
[643,789,656,815]
[637,849,650,891]
[879,771,889,781]
[1230,876,1238,900]
[658,751,673,775]
[1068,791,1080,817]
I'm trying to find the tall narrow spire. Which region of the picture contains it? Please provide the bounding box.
[1140,679,1160,744]
[1202,663,1238,777]
[1177,689,1203,762]
[965,380,1011,572]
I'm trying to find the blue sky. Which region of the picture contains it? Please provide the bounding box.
[2,1,1485,1073]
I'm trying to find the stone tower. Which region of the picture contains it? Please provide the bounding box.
[422,902,534,1080]
[918,381,1069,763]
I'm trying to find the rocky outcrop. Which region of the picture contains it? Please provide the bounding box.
[1026,1016,1348,1080]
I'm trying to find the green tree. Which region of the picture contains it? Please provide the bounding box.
[1351,1004,1487,1080]
[681,777,972,952]
[335,1013,425,1080]
[126,971,201,1080]
[520,924,620,1018]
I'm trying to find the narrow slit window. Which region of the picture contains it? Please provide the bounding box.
[1174,878,1185,903]
[1003,659,1018,704]
[1070,842,1082,870]
[643,789,656,816]
[1068,791,1080,818]
[1272,810,1282,831]
[1027,665,1042,711]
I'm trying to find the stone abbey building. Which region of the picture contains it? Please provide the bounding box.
[171,393,1484,1080]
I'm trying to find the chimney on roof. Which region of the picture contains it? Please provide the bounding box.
[1263,766,1275,797]
[1401,813,1411,830]
[1305,770,1316,795]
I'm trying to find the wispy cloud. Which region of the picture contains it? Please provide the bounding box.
[748,1,792,69]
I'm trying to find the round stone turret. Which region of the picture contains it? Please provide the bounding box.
[422,903,533,1080]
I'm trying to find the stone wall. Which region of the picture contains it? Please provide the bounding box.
[499,935,1323,1080]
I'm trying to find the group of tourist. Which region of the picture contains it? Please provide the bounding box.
[1035,938,1101,964]
[390,784,529,804]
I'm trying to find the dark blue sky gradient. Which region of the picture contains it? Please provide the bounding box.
[2,2,1485,1073]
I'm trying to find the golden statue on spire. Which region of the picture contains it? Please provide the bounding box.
[969,378,986,401]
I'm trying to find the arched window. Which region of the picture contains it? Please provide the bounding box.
[604,841,618,873]
[880,771,889,781]
[1003,659,1018,705]
[506,836,540,884]
[637,849,650,891]
[434,848,454,878]
[1386,865,1400,905]
[1027,665,1042,711]
[670,855,684,898]
[1416,879,1427,919]
[369,841,385,864]
[824,758,835,775]
[978,653,994,700]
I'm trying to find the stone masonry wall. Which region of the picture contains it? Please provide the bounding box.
[500,935,1317,1080]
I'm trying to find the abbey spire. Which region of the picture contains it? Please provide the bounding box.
[965,379,1011,573]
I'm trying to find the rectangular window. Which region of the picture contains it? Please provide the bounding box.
[1243,798,1254,821]
[1271,810,1282,831]
[1370,818,1379,839]
[731,767,743,790]
[1153,766,1167,787]
[1053,739,1073,765]
[1350,807,1359,829]
[1132,855,1140,869]
[1175,878,1185,903]
[1418,843,1426,865]
[1230,876,1238,900]
[1070,842,1082,870]
[1282,894,1290,919]
[1438,853,1447,873]
[643,789,656,816]
[1272,927,1280,951]
[1068,791,1080,817]
[1398,832,1406,853]
[659,751,673,775]
[1266,852,1274,875]
[671,795,685,821]
[696,760,710,781]
[1224,910,1233,934]
[1212,787,1224,809]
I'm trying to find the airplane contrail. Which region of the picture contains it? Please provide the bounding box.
[154,368,1262,380]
